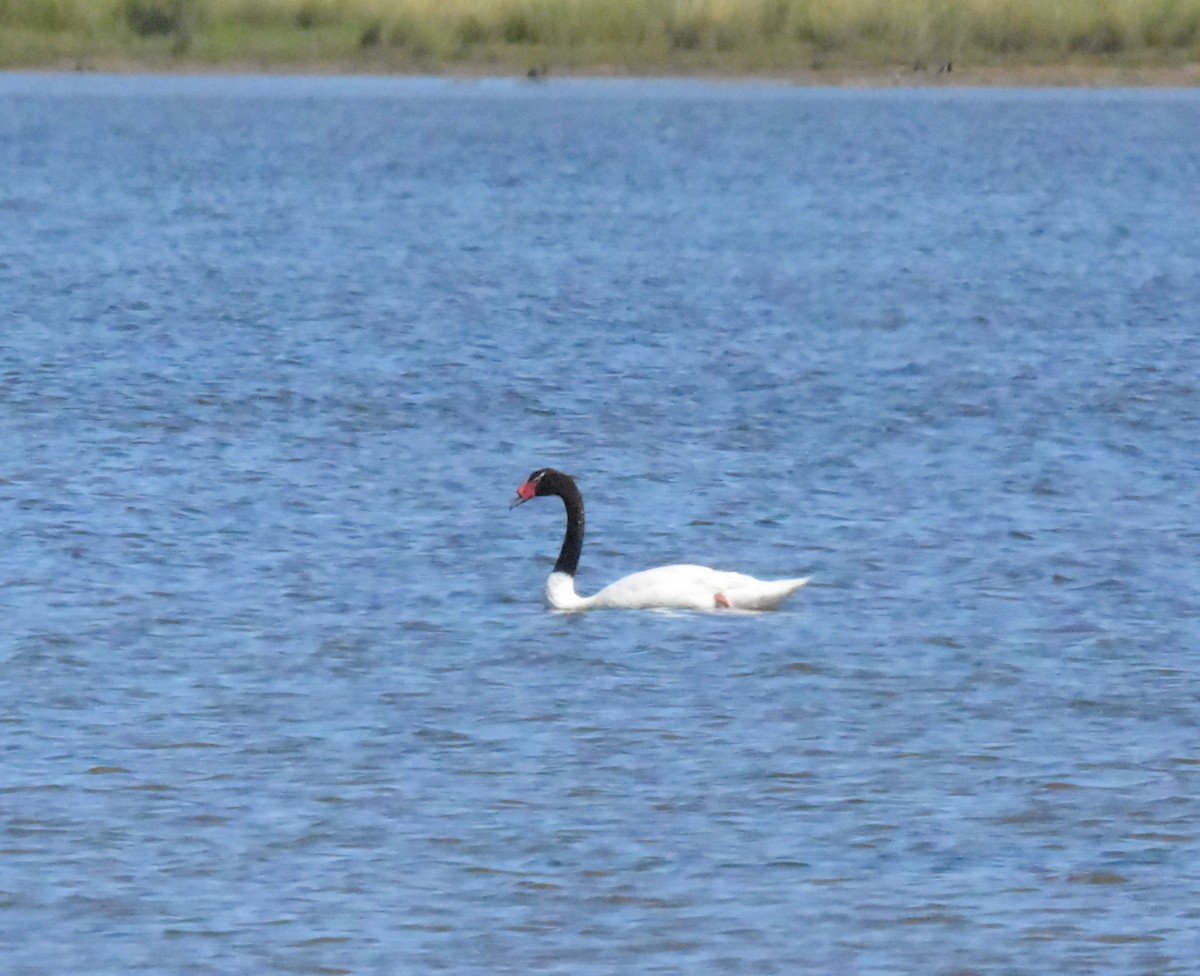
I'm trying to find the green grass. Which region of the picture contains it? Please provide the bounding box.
[2,0,1198,73]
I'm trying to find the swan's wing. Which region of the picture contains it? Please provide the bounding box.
[585,565,806,611]
[691,568,763,591]
[586,565,726,609]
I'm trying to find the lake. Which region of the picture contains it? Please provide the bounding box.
[1,73,1198,974]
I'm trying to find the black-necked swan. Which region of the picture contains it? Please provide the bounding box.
[511,468,810,611]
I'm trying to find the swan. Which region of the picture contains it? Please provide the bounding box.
[511,468,809,611]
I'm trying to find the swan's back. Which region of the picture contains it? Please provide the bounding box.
[580,564,808,611]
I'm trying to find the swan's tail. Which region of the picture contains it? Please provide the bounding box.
[725,577,810,611]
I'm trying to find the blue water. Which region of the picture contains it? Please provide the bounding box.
[2,73,1199,974]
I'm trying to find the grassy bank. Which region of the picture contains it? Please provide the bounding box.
[2,0,1199,79]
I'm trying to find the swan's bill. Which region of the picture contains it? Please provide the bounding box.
[510,479,538,509]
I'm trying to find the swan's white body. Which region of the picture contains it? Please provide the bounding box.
[514,467,809,613]
[545,567,810,612]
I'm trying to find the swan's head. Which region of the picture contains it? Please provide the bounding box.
[511,467,572,508]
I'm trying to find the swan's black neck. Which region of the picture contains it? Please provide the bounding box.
[546,472,584,577]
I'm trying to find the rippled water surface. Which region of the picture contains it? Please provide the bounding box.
[2,74,1199,974]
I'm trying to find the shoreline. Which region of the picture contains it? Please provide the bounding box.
[4,0,1199,89]
[9,59,1200,88]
